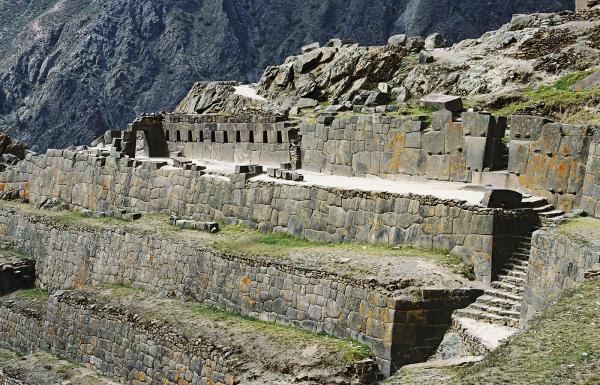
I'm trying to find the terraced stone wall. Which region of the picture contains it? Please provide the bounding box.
[0,151,530,283]
[0,208,481,376]
[163,113,296,166]
[581,138,600,217]
[520,228,600,323]
[0,294,238,385]
[508,116,597,212]
[299,110,506,182]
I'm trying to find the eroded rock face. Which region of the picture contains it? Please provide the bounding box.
[0,0,573,150]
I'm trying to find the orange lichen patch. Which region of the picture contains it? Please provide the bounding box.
[20,182,30,199]
[386,133,407,173]
[241,276,251,286]
[0,183,5,192]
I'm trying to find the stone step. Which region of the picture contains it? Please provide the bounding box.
[539,209,565,218]
[497,274,526,285]
[492,281,524,295]
[521,196,548,209]
[533,204,554,213]
[500,269,527,279]
[484,288,523,303]
[504,263,529,274]
[453,308,519,328]
[511,253,530,261]
[477,295,521,312]
[469,303,521,320]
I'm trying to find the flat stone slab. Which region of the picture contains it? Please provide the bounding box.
[420,94,464,112]
[454,317,517,350]
[400,355,485,370]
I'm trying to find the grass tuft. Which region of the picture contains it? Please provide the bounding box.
[15,288,50,302]
[182,302,372,364]
[493,70,600,122]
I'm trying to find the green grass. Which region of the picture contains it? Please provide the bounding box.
[181,302,371,364]
[493,70,600,122]
[218,224,474,278]
[101,284,146,298]
[451,278,600,385]
[387,103,436,125]
[15,288,50,302]
[556,216,600,248]
[0,247,30,260]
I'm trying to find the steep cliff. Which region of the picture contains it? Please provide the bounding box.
[0,0,572,150]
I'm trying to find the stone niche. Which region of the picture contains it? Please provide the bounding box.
[0,258,35,295]
[163,113,296,166]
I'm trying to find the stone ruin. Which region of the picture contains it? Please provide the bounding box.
[0,23,599,381]
[0,84,599,380]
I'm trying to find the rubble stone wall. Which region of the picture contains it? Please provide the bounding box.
[163,113,295,166]
[520,228,600,323]
[299,111,505,182]
[0,209,480,375]
[508,116,596,211]
[0,294,236,385]
[0,151,528,283]
[581,139,600,218]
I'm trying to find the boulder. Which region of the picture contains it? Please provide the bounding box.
[406,36,425,52]
[326,38,343,48]
[387,34,407,46]
[419,50,435,64]
[425,33,447,49]
[378,82,389,94]
[392,87,410,102]
[365,91,389,106]
[570,71,600,91]
[301,42,320,54]
[297,98,319,109]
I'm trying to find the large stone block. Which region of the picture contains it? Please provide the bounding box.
[420,94,463,112]
[432,110,453,132]
[398,149,426,175]
[508,140,530,175]
[422,131,445,155]
[510,115,551,141]
[462,112,506,138]
[444,121,465,153]
[465,137,487,172]
[425,155,450,181]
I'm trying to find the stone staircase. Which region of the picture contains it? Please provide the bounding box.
[521,195,564,219]
[453,237,532,329]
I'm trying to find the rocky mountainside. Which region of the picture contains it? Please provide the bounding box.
[0,0,572,151]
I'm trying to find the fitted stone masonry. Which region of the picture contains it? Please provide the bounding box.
[0,207,481,376]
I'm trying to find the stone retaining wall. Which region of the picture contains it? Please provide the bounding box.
[520,228,600,323]
[508,116,597,211]
[0,151,538,283]
[0,208,481,376]
[0,293,238,385]
[299,111,506,182]
[581,138,600,218]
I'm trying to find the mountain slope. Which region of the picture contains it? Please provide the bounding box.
[0,0,573,150]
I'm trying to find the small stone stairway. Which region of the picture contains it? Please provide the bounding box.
[453,237,531,329]
[521,195,564,219]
